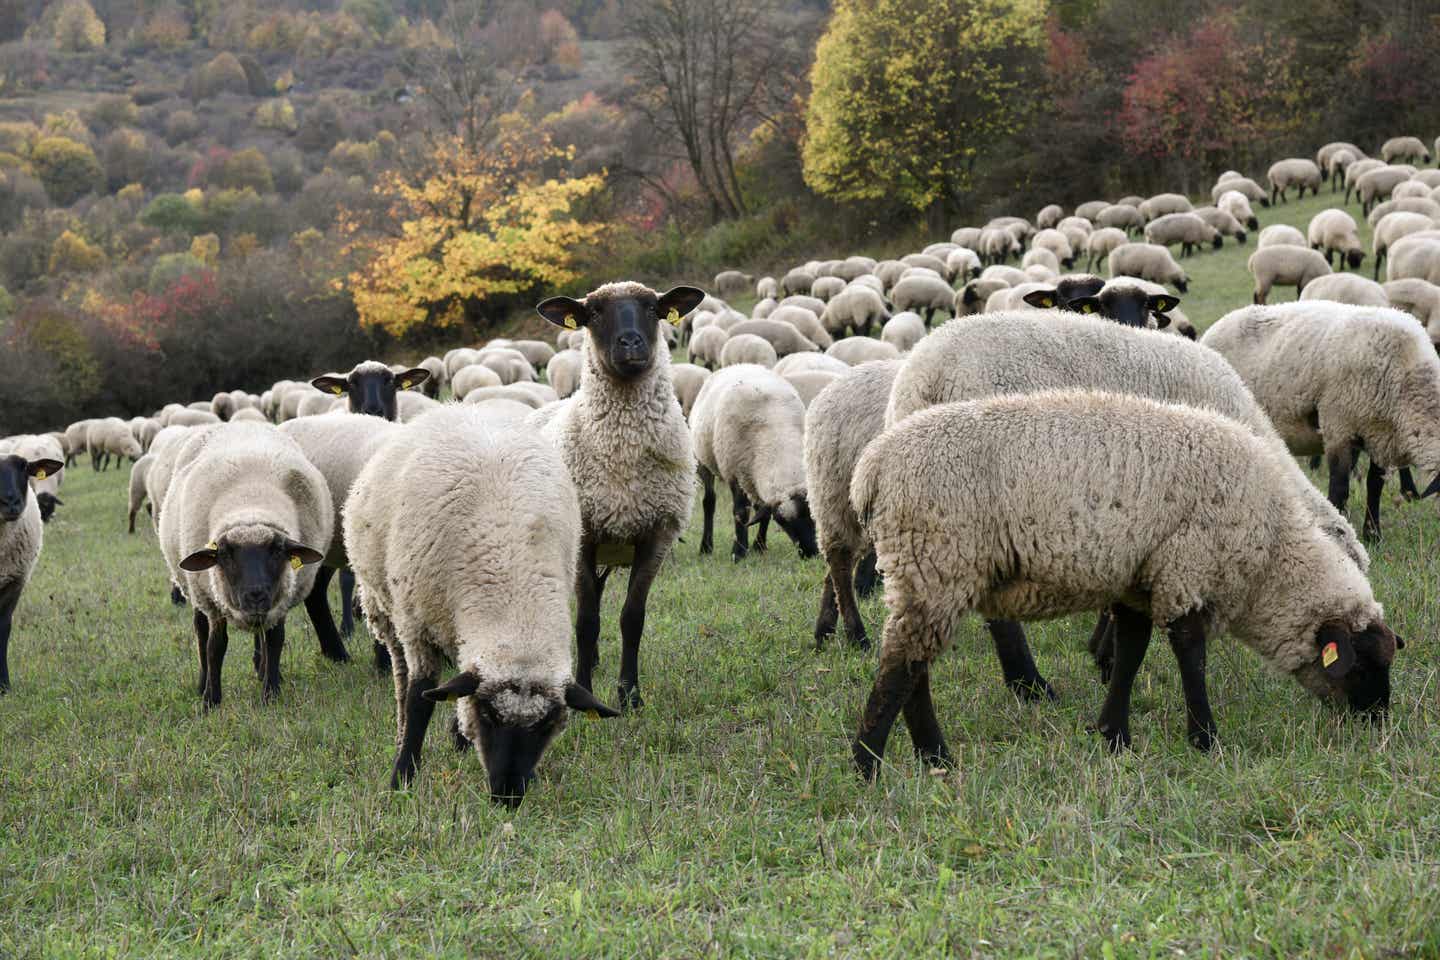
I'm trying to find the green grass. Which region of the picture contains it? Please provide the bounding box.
[5,187,1440,957]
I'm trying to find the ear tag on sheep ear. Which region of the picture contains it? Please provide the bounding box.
[205,541,218,551]
[1080,303,1096,314]
[1321,642,1339,668]
[563,314,578,330]
[290,555,303,571]
[328,385,344,395]
[666,307,682,327]
[34,469,45,480]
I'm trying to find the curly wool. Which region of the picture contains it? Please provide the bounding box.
[690,365,809,513]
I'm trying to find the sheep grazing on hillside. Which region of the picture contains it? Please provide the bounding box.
[670,363,712,419]
[1381,136,1430,165]
[890,273,955,327]
[1144,212,1222,257]
[1317,141,1366,182]
[880,312,927,353]
[1192,205,1248,245]
[1086,227,1130,270]
[345,405,618,800]
[687,325,728,371]
[1366,196,1440,227]
[1203,301,1440,540]
[1095,204,1144,234]
[1138,193,1192,221]
[1106,243,1189,292]
[158,423,332,708]
[1342,158,1387,204]
[1248,245,1332,304]
[1357,166,1416,216]
[1258,224,1307,248]
[767,304,832,349]
[1308,209,1366,269]
[1268,158,1323,204]
[1074,200,1109,220]
[532,282,705,710]
[782,266,816,296]
[451,363,503,400]
[713,270,754,300]
[848,390,1399,779]
[1371,212,1436,279]
[311,361,429,421]
[1383,278,1440,345]
[1211,175,1268,210]
[1299,274,1389,308]
[756,276,779,300]
[1035,204,1064,229]
[774,352,849,377]
[88,418,142,471]
[1385,234,1440,284]
[0,451,63,692]
[820,286,890,338]
[727,319,819,358]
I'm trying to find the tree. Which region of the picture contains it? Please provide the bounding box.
[51,0,106,52]
[339,135,604,336]
[399,1,526,151]
[803,0,1046,219]
[625,0,790,222]
[30,135,102,205]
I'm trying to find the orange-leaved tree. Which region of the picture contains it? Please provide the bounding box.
[340,135,604,337]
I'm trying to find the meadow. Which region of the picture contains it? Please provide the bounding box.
[3,183,1440,957]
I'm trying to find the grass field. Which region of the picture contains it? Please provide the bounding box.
[5,183,1440,957]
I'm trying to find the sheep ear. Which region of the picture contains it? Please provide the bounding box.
[564,682,621,718]
[1149,294,1180,313]
[1151,312,1173,330]
[284,541,325,567]
[1066,296,1102,315]
[26,459,63,480]
[1421,473,1440,499]
[537,296,587,330]
[423,673,481,703]
[1317,623,1357,679]
[311,375,349,396]
[395,367,430,392]
[1022,289,1059,309]
[180,547,219,572]
[657,286,706,320]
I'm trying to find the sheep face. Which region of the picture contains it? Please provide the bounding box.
[180,525,324,627]
[1068,288,1179,330]
[35,493,62,523]
[770,494,819,559]
[1296,621,1402,715]
[537,285,706,382]
[0,456,61,522]
[311,365,429,421]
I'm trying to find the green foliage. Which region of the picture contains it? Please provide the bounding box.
[341,0,395,36]
[0,283,13,319]
[254,98,298,134]
[214,148,273,194]
[147,251,205,293]
[192,52,250,101]
[48,228,106,274]
[51,0,106,51]
[140,193,202,234]
[86,95,138,132]
[30,136,103,206]
[804,0,1047,214]
[99,128,150,192]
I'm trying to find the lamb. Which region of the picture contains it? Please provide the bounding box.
[1258,224,1306,248]
[0,449,63,692]
[880,312,927,353]
[827,337,900,365]
[848,389,1399,778]
[344,405,618,799]
[1248,245,1332,304]
[547,348,582,398]
[720,333,778,368]
[1381,136,1430,165]
[1138,193,1192,221]
[782,370,840,408]
[671,363,712,419]
[890,273,956,326]
[1217,190,1260,231]
[727,318,820,357]
[1371,212,1436,278]
[532,282,704,709]
[1357,166,1415,215]
[1192,205,1248,244]
[87,417,142,471]
[1342,158,1387,204]
[1035,204,1064,229]
[158,422,332,708]
[714,270,754,299]
[756,276,779,299]
[1268,158,1323,204]
[687,325,729,370]
[1307,209,1366,269]
[1202,301,1440,539]
[773,352,850,377]
[450,363,504,400]
[311,360,429,420]
[1144,212,1222,256]
[1298,273,1388,307]
[819,286,890,338]
[1086,227,1130,270]
[1106,243,1189,292]
[1210,175,1267,209]
[1383,278,1440,345]
[8,435,64,522]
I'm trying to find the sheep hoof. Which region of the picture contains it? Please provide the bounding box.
[699,539,712,555]
[170,586,186,606]
[1187,727,1216,752]
[730,544,748,562]
[373,641,392,674]
[852,741,881,782]
[752,539,768,555]
[1098,723,1130,753]
[618,684,644,712]
[449,715,469,752]
[1009,676,1058,702]
[850,635,871,652]
[1362,523,1382,544]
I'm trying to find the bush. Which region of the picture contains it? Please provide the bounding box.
[100,128,150,191]
[137,5,191,49]
[255,98,298,134]
[0,121,38,156]
[148,252,206,293]
[236,53,268,96]
[140,193,202,234]
[269,146,304,194]
[325,139,379,177]
[192,52,250,101]
[52,0,106,52]
[295,99,344,154]
[0,284,14,319]
[189,233,219,265]
[216,148,273,193]
[0,168,48,232]
[48,229,106,274]
[30,136,102,206]
[87,95,137,133]
[163,109,201,145]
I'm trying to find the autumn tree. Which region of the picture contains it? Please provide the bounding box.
[400,0,526,151]
[803,0,1046,220]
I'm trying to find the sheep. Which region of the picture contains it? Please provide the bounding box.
[296,393,344,418]
[687,325,729,370]
[1091,203,1139,235]
[1022,247,1060,273]
[62,420,94,467]
[187,401,214,414]
[1268,158,1323,204]
[889,273,955,328]
[1357,166,1415,215]
[1317,141,1366,181]
[980,264,1028,286]
[1414,169,1440,188]
[873,260,908,290]
[944,247,981,281]
[1342,157,1388,203]
[87,417,142,471]
[1137,193,1192,222]
[1371,212,1436,278]
[956,278,1010,316]
[1307,209,1366,270]
[211,392,236,421]
[811,276,846,301]
[756,276,779,300]
[547,348,582,399]
[782,266,816,295]
[0,449,63,692]
[1248,245,1332,304]
[985,280,1053,312]
[1084,227,1129,271]
[1383,278,1440,347]
[1365,196,1440,226]
[476,349,537,385]
[922,242,959,259]
[751,297,778,319]
[1258,224,1306,248]
[450,363,504,400]
[1144,212,1222,257]
[1386,235,1440,284]
[1025,276,1178,330]
[1116,195,1144,208]
[1298,273,1389,307]
[838,256,878,279]
[720,333,778,368]
[1325,148,1359,186]
[397,392,441,423]
[1192,205,1248,245]
[978,227,1021,263]
[1109,276,1196,339]
[412,356,444,398]
[1392,180,1433,201]
[1217,190,1260,232]
[761,305,830,350]
[827,337,900,365]
[670,363,712,420]
[532,282,704,709]
[344,405,618,798]
[782,370,840,409]
[848,388,1398,778]
[1202,301,1440,539]
[773,352,850,377]
[463,384,557,409]
[1382,136,1430,165]
[880,312,927,353]
[1210,175,1268,209]
[1035,204,1064,229]
[727,318,819,357]
[1106,243,1189,292]
[1030,229,1075,268]
[950,227,982,248]
[311,361,428,420]
[900,253,950,280]
[1024,264,1058,284]
[127,454,152,534]
[158,423,332,708]
[713,270,754,299]
[820,286,890,338]
[134,417,162,451]
[508,340,556,373]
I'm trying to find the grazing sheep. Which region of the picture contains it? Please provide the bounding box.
[1144,212,1222,257]
[1307,209,1366,269]
[1116,195,1144,208]
[1106,243,1189,292]
[713,270,754,299]
[1325,148,1359,186]
[1217,190,1260,232]
[944,247,981,281]
[311,361,429,421]
[1085,227,1130,270]
[1365,196,1440,226]
[451,363,504,400]
[231,408,267,424]
[671,363,712,419]
[1210,175,1268,209]
[127,454,152,534]
[477,349,537,385]
[1268,158,1323,204]
[1383,278,1440,345]
[444,348,480,381]
[62,420,95,467]
[1392,180,1432,200]
[751,297,778,319]
[811,276,846,301]
[1138,193,1192,221]
[1202,301,1440,539]
[950,227,982,248]
[1414,170,1440,188]
[1357,166,1414,215]
[979,227,1021,263]
[1024,264,1058,284]
[547,349,582,399]
[1074,201,1109,220]
[345,405,617,798]
[687,325,729,371]
[1382,136,1430,165]
[1342,158,1388,204]
[1299,273,1389,307]
[890,273,955,327]
[1248,245,1332,304]
[1371,212,1436,279]
[728,319,819,357]
[1022,247,1060,274]
[0,450,63,692]
[1030,229,1075,267]
[414,356,445,398]
[532,282,705,709]
[849,389,1398,778]
[211,393,236,422]
[773,352,850,377]
[187,401,214,414]
[768,304,832,349]
[1258,224,1307,248]
[756,276,779,300]
[827,337,900,366]
[782,370,840,409]
[1317,141,1366,181]
[158,423,332,708]
[509,340,556,373]
[1026,277,1177,331]
[1036,204,1064,229]
[820,286,890,338]
[690,365,819,562]
[782,266,816,295]
[87,417,142,471]
[956,278,1010,316]
[980,265,1028,286]
[985,281,1053,312]
[7,435,64,523]
[1385,235,1440,284]
[880,312,927,353]
[1192,205,1248,244]
[720,333,778,368]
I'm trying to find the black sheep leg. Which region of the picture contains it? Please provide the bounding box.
[853,652,919,782]
[617,531,671,711]
[1166,611,1217,751]
[573,539,604,693]
[1399,467,1419,500]
[303,565,351,663]
[901,665,952,767]
[192,608,209,696]
[1325,444,1354,514]
[260,623,284,702]
[1088,608,1116,683]
[391,674,437,789]
[729,480,752,561]
[814,571,839,649]
[1095,604,1152,751]
[0,582,20,694]
[1364,460,1385,542]
[987,619,1056,701]
[202,619,229,709]
[339,567,356,638]
[853,549,879,598]
[698,465,716,555]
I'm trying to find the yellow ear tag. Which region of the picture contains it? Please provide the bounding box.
[1082,303,1095,314]
[34,469,45,480]
[329,385,344,395]
[399,379,412,390]
[666,307,682,327]
[563,314,578,330]
[1040,296,1053,307]
[206,541,218,551]
[290,555,302,571]
[1322,642,1339,667]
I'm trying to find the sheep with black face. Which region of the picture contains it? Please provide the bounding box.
[311,360,430,421]
[1,452,64,692]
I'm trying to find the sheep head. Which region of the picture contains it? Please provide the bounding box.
[537,282,705,381]
[312,361,429,421]
[0,456,62,522]
[180,525,323,626]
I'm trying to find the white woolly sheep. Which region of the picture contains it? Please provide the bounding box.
[1357,166,1415,215]
[820,286,890,338]
[950,227,981,248]
[768,304,833,349]
[1414,170,1440,188]
[978,227,1021,263]
[773,352,850,377]
[1326,148,1359,185]
[0,448,63,692]
[756,276,779,299]
[671,363,712,419]
[781,294,826,316]
[1392,180,1432,200]
[1366,196,1440,226]
[956,278,1009,316]
[1107,243,1189,292]
[782,266,816,295]
[547,348,582,398]
[1217,190,1260,232]
[1342,158,1387,204]
[890,273,955,327]
[1202,300,1440,538]
[713,270,754,299]
[1317,141,1366,181]
[1086,227,1130,271]
[345,404,617,799]
[690,364,818,563]
[1035,204,1063,229]
[1138,193,1192,221]
[159,422,332,708]
[477,349,537,385]
[509,340,556,372]
[1210,175,1267,209]
[1022,247,1060,273]
[980,264,1027,286]
[811,276,846,301]
[687,325,729,370]
[1383,278,1440,345]
[1307,208,1366,270]
[296,393,344,418]
[450,362,504,400]
[7,435,63,523]
[1192,205,1248,244]
[1268,158,1323,204]
[1298,273,1389,307]
[1144,212,1222,257]
[752,297,778,319]
[532,281,704,709]
[127,454,152,534]
[396,392,441,423]
[827,337,900,365]
[720,333,778,368]
[1030,229,1075,267]
[1258,224,1307,247]
[782,370,839,409]
[62,420,94,467]
[1074,201,1109,220]
[728,318,820,357]
[848,388,1398,779]
[414,356,445,398]
[1371,212,1435,279]
[1248,245,1332,303]
[463,384,557,409]
[1381,136,1430,165]
[945,247,981,281]
[985,281,1052,312]
[87,417,142,471]
[1025,264,1058,284]
[880,311,927,353]
[1385,236,1440,284]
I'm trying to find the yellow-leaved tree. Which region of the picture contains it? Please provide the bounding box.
[341,135,604,336]
[803,0,1046,219]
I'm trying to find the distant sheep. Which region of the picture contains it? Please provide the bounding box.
[1298,273,1389,307]
[720,333,778,368]
[1106,243,1189,292]
[1268,158,1323,204]
[1381,136,1430,165]
[728,319,819,357]
[1248,245,1332,304]
[1217,190,1259,232]
[687,325,729,371]
[827,337,900,366]
[714,271,754,299]
[1307,209,1366,269]
[1144,212,1222,257]
[1258,224,1307,248]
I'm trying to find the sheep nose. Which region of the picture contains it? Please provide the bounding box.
[616,331,646,354]
[0,499,23,521]
[241,587,270,609]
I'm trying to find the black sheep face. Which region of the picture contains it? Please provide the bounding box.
[1311,621,1402,715]
[1347,250,1365,269]
[311,364,429,421]
[180,526,323,627]
[35,492,62,523]
[0,456,61,523]
[537,283,706,382]
[772,494,819,559]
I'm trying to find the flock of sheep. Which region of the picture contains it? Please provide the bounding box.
[3,133,1439,807]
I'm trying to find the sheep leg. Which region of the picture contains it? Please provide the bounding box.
[0,582,19,693]
[260,624,284,702]
[901,665,951,767]
[1325,444,1355,513]
[1363,460,1385,542]
[729,480,751,562]
[1166,611,1216,751]
[813,572,839,649]
[202,618,229,709]
[617,531,671,711]
[339,568,356,638]
[698,465,716,555]
[192,608,209,696]
[753,511,770,553]
[1095,604,1152,752]
[1400,467,1419,500]
[853,549,879,598]
[170,583,186,606]
[574,540,604,693]
[853,651,920,782]
[1087,607,1116,683]
[831,545,870,650]
[304,565,351,664]
[391,674,437,789]
[987,619,1056,701]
